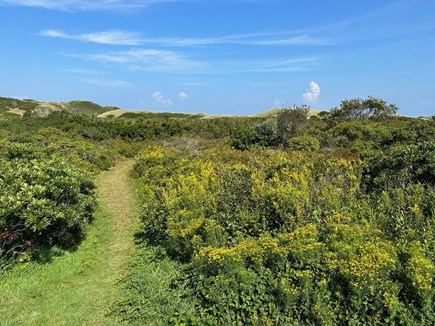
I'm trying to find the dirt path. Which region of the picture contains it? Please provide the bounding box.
[0,160,139,325]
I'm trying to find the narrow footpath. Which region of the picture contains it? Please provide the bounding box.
[0,160,139,325]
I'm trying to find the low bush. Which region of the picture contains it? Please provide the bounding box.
[287,135,321,151]
[0,143,96,267]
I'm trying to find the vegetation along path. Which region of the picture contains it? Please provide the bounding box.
[0,160,140,325]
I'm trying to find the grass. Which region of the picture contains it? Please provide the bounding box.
[0,160,139,325]
[113,242,198,325]
[109,168,199,325]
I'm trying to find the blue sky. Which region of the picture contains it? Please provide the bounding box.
[0,0,434,116]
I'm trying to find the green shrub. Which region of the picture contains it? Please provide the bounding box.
[287,135,320,151]
[0,144,96,265]
[362,141,435,191]
[329,96,398,123]
[276,106,309,141]
[231,124,257,150]
[254,118,279,147]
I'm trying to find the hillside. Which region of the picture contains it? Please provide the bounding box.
[99,107,323,120]
[0,97,121,118]
[0,97,324,120]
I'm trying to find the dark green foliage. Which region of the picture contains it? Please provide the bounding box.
[254,118,279,147]
[0,143,96,264]
[362,141,435,191]
[231,106,310,149]
[329,96,398,123]
[230,124,257,150]
[330,120,388,148]
[276,106,309,141]
[0,110,258,143]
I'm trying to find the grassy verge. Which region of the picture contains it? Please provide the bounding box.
[111,165,198,325]
[0,160,138,325]
[112,241,198,325]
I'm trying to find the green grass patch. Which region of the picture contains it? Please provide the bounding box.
[112,241,198,325]
[0,206,122,325]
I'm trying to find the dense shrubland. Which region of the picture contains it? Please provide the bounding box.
[129,138,435,324]
[231,97,409,151]
[1,110,261,142]
[118,98,435,324]
[2,96,435,324]
[0,104,255,269]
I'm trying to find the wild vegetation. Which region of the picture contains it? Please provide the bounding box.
[1,96,435,324]
[0,143,95,265]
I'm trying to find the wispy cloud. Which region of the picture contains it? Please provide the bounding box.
[302,81,320,103]
[140,33,331,47]
[152,91,173,106]
[62,68,109,75]
[79,49,205,73]
[41,28,331,47]
[71,47,318,74]
[41,29,143,45]
[2,0,184,11]
[223,57,319,73]
[83,78,132,87]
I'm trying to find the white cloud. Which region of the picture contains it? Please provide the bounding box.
[41,29,143,45]
[2,0,183,11]
[152,91,173,106]
[178,92,188,100]
[40,29,67,38]
[302,81,320,103]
